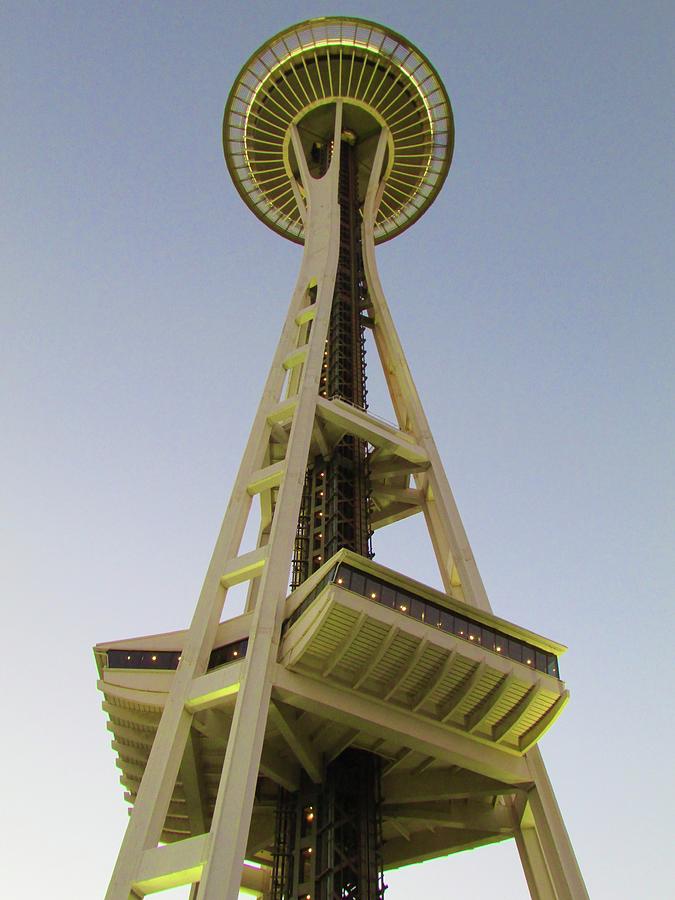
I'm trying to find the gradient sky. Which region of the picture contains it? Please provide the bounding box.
[2,2,673,898]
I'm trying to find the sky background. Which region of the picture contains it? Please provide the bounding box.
[2,2,673,897]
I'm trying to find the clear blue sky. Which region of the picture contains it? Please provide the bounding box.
[2,2,673,897]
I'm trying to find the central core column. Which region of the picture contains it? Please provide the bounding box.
[274,132,384,900]
[291,135,373,588]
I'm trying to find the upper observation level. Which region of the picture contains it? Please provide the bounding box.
[223,17,453,243]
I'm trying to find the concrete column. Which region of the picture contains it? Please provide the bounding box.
[514,822,557,900]
[524,749,589,900]
[197,104,345,900]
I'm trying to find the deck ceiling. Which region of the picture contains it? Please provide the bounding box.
[99,671,522,868]
[96,557,568,870]
[279,584,568,757]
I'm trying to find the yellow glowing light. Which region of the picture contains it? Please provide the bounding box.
[185,680,241,712]
[133,864,203,894]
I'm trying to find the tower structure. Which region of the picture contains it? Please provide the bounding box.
[95,18,588,900]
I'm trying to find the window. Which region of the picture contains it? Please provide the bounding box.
[438,609,453,632]
[454,616,467,638]
[481,628,495,651]
[409,597,425,621]
[299,847,312,882]
[468,623,481,644]
[380,584,396,608]
[507,640,522,663]
[335,566,349,589]
[395,590,413,614]
[350,570,365,596]
[301,805,315,837]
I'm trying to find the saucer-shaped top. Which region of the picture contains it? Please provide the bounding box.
[224,17,453,243]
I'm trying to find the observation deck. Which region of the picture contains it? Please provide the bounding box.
[95,552,568,863]
[280,552,568,757]
[224,16,453,243]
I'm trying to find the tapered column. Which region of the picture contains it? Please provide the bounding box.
[514,822,557,900]
[105,272,305,896]
[361,129,491,613]
[361,129,588,900]
[524,749,589,900]
[104,103,347,900]
[197,104,346,900]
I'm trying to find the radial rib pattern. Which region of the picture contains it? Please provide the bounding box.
[224,17,454,243]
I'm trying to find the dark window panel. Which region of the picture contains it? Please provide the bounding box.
[395,591,413,614]
[380,585,396,608]
[507,639,522,663]
[454,617,467,638]
[482,628,495,651]
[425,605,441,628]
[350,570,366,595]
[438,609,453,632]
[409,597,425,621]
[468,622,481,644]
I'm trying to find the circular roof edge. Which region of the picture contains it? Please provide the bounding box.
[223,16,454,244]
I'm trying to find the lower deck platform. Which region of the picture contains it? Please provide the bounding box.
[95,551,569,877]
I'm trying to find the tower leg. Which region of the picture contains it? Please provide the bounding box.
[360,137,492,614]
[197,108,346,900]
[513,822,556,900]
[361,129,589,900]
[524,749,589,900]
[104,108,346,900]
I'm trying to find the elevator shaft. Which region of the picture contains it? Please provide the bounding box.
[272,751,385,900]
[274,137,384,900]
[291,138,372,591]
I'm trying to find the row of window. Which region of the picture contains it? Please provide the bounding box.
[106,564,559,680]
[106,638,249,672]
[334,564,560,677]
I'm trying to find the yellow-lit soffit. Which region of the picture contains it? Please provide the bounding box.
[223,17,454,244]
